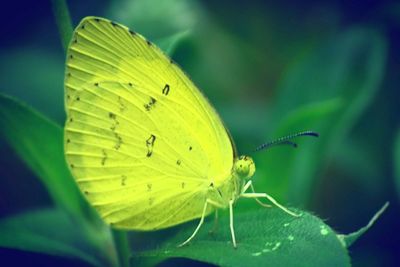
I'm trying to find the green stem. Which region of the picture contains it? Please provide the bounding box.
[50,0,73,51]
[112,229,130,267]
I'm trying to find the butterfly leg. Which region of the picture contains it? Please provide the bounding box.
[229,199,237,248]
[209,209,219,234]
[241,180,271,208]
[178,199,221,247]
[241,191,301,217]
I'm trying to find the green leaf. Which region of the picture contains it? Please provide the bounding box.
[133,209,350,267]
[338,202,389,247]
[258,27,387,204]
[50,0,73,51]
[0,94,85,218]
[0,208,117,267]
[156,30,191,56]
[0,49,64,123]
[107,0,200,41]
[395,129,400,200]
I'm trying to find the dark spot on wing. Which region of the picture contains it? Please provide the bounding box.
[94,18,100,22]
[70,164,74,168]
[209,182,214,187]
[109,112,120,144]
[176,159,181,165]
[101,149,107,166]
[146,40,152,46]
[181,182,185,189]
[109,112,116,120]
[149,197,154,205]
[81,24,85,29]
[121,175,127,186]
[128,82,133,87]
[189,146,193,151]
[144,97,157,111]
[84,190,89,195]
[69,55,73,59]
[111,21,118,27]
[146,134,156,157]
[114,133,123,150]
[147,183,152,191]
[75,96,80,101]
[129,30,136,36]
[118,96,126,112]
[94,82,99,86]
[162,84,170,96]
[69,117,73,122]
[66,139,70,143]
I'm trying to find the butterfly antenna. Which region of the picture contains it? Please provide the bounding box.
[255,131,319,152]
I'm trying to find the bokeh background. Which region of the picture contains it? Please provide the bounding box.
[0,0,399,266]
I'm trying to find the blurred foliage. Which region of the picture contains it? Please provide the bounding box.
[0,95,84,217]
[0,0,399,266]
[0,208,116,267]
[257,27,387,205]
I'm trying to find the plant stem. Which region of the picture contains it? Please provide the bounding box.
[50,0,73,51]
[112,229,130,267]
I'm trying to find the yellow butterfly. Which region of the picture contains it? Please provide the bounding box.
[64,16,316,247]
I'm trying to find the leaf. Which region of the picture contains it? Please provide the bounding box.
[258,27,387,204]
[0,208,117,267]
[0,94,85,218]
[0,49,64,123]
[133,208,350,267]
[338,202,389,247]
[107,0,200,41]
[156,30,191,56]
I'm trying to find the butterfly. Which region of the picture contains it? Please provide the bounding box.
[64,16,317,247]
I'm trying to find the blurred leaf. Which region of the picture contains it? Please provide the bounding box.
[258,27,387,205]
[330,139,382,194]
[0,94,85,218]
[395,129,400,200]
[107,0,201,40]
[51,0,73,51]
[0,208,117,267]
[338,202,389,247]
[156,30,191,57]
[112,229,130,267]
[0,48,64,123]
[133,209,350,267]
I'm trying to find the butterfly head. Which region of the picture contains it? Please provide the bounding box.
[233,155,255,179]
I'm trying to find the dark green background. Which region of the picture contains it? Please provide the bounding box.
[0,0,399,266]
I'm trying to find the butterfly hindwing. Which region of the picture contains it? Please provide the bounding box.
[64,17,234,229]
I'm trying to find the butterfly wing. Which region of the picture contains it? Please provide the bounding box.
[65,17,235,230]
